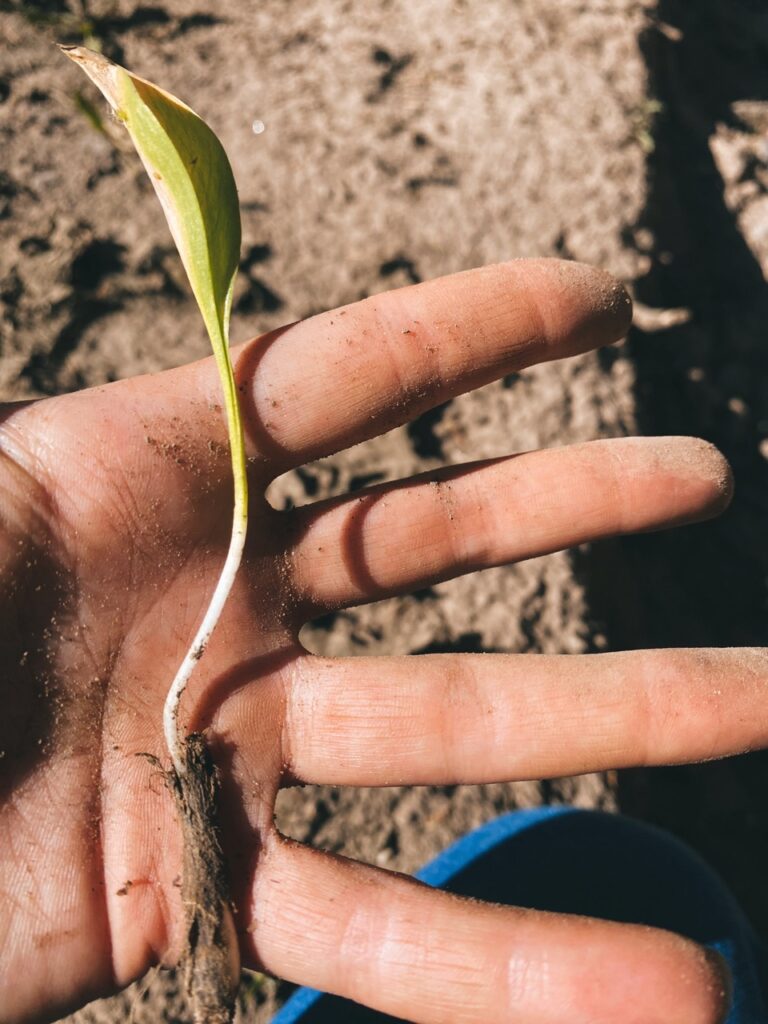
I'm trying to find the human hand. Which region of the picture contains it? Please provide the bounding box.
[1,260,743,1023]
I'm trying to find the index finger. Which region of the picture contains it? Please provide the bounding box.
[233,259,632,469]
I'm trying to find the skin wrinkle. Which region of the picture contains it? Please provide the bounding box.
[0,448,52,558]
[704,652,748,760]
[448,655,483,774]
[279,653,312,782]
[98,648,120,991]
[667,651,728,766]
[337,895,381,1001]
[104,747,176,978]
[145,853,175,967]
[293,310,385,446]
[504,265,550,366]
[374,288,445,405]
[131,547,210,642]
[56,453,140,573]
[4,800,41,895]
[548,663,610,770]
[375,901,432,1002]
[445,288,482,382]
[0,412,58,510]
[506,946,553,1010]
[643,652,697,768]
[312,660,431,779]
[575,661,678,773]
[109,489,150,590]
[35,415,112,557]
[453,656,493,780]
[287,459,513,611]
[589,698,638,774]
[460,477,495,569]
[437,655,464,782]
[539,455,607,545]
[496,302,541,369]
[629,652,712,770]
[261,840,353,975]
[13,771,83,941]
[429,479,467,571]
[0,445,72,745]
[395,899,505,1019]
[516,676,571,775]
[642,652,681,768]
[587,441,627,537]
[452,279,530,383]
[524,260,577,348]
[508,665,592,777]
[467,470,506,568]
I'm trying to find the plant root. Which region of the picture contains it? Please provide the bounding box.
[165,732,240,1024]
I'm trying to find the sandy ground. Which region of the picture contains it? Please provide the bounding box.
[2,0,768,1020]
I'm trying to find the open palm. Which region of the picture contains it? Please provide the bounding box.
[1,260,745,1024]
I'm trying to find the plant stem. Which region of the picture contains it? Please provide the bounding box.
[163,320,248,776]
[163,511,246,775]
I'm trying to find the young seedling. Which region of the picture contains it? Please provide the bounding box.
[61,46,247,1023]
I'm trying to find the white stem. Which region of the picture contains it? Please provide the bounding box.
[163,507,247,775]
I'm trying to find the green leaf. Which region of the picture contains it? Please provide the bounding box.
[61,45,246,520]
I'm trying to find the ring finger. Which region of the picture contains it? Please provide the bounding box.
[287,435,732,613]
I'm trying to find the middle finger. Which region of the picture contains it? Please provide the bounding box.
[281,647,768,787]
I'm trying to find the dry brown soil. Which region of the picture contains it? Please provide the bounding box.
[2,0,768,1020]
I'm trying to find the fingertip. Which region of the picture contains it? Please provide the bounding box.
[687,437,734,517]
[512,258,633,357]
[675,940,733,1024]
[604,435,733,530]
[702,947,733,1024]
[605,929,734,1024]
[656,436,734,520]
[560,259,634,342]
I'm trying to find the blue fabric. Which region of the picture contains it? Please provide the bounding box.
[272,808,767,1023]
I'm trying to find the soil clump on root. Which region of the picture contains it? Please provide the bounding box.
[162,733,239,1024]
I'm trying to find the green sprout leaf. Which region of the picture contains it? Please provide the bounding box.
[61,46,248,775]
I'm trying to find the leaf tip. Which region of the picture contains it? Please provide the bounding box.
[58,43,122,113]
